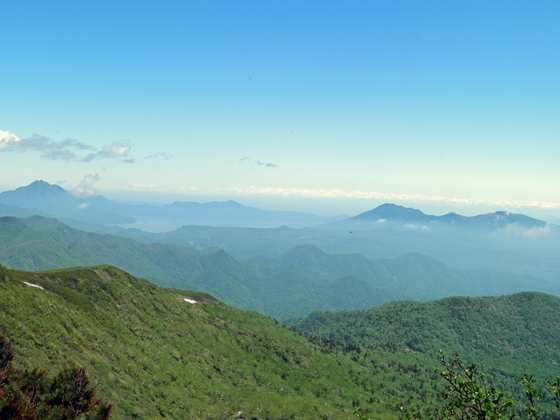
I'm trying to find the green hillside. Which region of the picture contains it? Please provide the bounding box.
[1,216,397,318]
[288,293,560,414]
[1,263,453,419]
[5,263,560,418]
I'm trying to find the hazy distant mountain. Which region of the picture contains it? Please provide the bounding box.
[0,203,47,219]
[351,203,435,223]
[0,180,134,225]
[246,244,555,302]
[0,181,344,229]
[322,203,552,231]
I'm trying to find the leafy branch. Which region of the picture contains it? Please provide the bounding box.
[354,352,560,420]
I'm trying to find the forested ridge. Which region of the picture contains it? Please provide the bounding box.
[1,215,553,320]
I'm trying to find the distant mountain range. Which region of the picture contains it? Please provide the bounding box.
[0,180,345,229]
[2,181,559,288]
[0,181,554,232]
[321,203,554,231]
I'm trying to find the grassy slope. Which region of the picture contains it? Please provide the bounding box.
[4,263,560,418]
[1,264,447,419]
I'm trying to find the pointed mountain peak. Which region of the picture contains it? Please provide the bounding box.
[18,180,66,194]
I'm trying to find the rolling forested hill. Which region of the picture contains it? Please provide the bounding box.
[0,215,555,319]
[288,293,560,399]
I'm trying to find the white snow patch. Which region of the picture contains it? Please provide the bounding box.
[23,281,44,290]
[184,298,197,304]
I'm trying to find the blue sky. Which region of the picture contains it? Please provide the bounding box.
[1,0,559,218]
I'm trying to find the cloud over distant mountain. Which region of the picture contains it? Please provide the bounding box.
[0,130,133,163]
[225,186,560,210]
[73,174,100,197]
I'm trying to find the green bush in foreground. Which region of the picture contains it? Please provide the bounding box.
[355,352,560,420]
[0,334,111,419]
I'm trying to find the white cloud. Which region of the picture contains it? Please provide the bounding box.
[74,174,100,197]
[82,141,131,162]
[103,183,560,212]
[0,129,133,163]
[0,132,81,161]
[0,130,22,150]
[239,157,278,168]
[222,186,560,211]
[376,218,387,223]
[497,223,552,239]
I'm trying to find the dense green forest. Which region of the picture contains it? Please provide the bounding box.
[288,293,560,418]
[1,215,553,319]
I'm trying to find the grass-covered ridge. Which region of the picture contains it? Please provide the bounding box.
[1,263,447,419]
[4,263,560,418]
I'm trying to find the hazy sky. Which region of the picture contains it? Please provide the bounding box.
[1,1,559,217]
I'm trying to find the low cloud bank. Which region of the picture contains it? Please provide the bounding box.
[224,186,560,211]
[106,183,560,212]
[497,223,553,239]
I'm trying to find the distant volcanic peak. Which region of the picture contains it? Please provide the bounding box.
[467,212,512,223]
[28,180,62,189]
[20,180,66,194]
[351,203,429,222]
